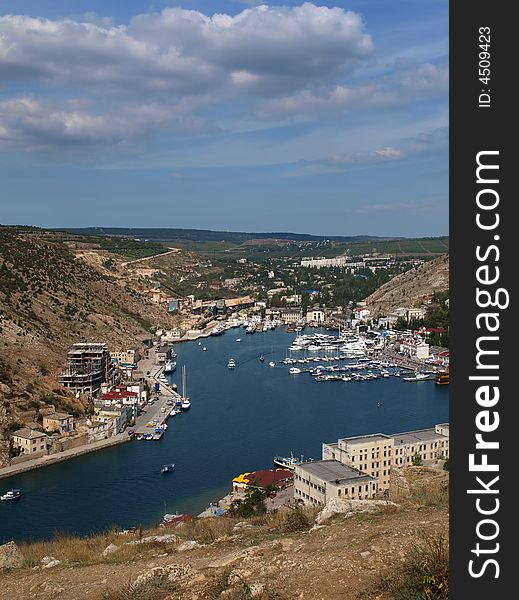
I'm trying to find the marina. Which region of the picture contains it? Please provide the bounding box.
[0,328,448,543]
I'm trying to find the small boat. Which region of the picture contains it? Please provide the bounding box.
[198,341,202,346]
[268,361,276,367]
[403,372,431,382]
[163,360,176,373]
[161,463,175,474]
[236,338,242,343]
[136,434,143,441]
[181,398,191,410]
[288,367,301,374]
[202,347,207,351]
[228,358,236,369]
[1,489,21,501]
[259,354,265,362]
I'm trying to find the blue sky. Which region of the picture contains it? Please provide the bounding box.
[0,1,448,236]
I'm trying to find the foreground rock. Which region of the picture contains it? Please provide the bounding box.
[0,541,24,569]
[315,498,398,525]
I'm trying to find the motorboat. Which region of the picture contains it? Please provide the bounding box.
[198,341,202,346]
[273,453,304,470]
[1,489,21,501]
[181,398,191,410]
[228,358,236,369]
[288,367,301,374]
[163,360,176,373]
[259,354,265,362]
[236,338,242,342]
[403,372,431,382]
[161,463,175,474]
[268,361,276,367]
[202,347,207,351]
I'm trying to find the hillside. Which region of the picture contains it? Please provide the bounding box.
[0,228,203,466]
[364,254,449,317]
[0,467,448,600]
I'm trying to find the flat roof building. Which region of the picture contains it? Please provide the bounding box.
[58,343,114,396]
[322,423,449,493]
[294,460,377,507]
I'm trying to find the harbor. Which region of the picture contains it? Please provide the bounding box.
[0,327,448,543]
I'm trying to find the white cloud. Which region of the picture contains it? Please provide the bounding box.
[257,60,448,119]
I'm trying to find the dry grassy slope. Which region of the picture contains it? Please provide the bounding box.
[0,468,449,600]
[364,254,449,317]
[0,229,186,464]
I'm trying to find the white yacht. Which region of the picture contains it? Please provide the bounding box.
[288,367,301,374]
[163,360,176,373]
[268,361,276,367]
[228,358,236,369]
[1,489,21,501]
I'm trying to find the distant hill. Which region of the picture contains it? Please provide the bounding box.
[60,227,400,244]
[364,254,449,316]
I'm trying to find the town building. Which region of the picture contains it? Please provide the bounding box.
[306,305,325,324]
[93,406,128,434]
[58,343,114,396]
[322,423,449,492]
[400,337,430,359]
[232,469,293,492]
[111,349,138,366]
[12,428,48,457]
[294,460,377,506]
[42,413,75,435]
[155,345,173,364]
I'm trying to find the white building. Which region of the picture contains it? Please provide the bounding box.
[294,460,377,506]
[400,337,430,359]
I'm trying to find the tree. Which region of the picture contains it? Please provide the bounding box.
[443,457,449,471]
[412,453,423,466]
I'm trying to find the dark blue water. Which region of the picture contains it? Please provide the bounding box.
[0,329,448,542]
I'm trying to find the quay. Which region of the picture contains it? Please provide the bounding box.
[0,432,130,480]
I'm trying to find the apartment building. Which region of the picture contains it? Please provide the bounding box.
[322,423,449,492]
[294,460,377,507]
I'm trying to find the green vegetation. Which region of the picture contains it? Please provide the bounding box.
[230,489,268,518]
[382,533,449,600]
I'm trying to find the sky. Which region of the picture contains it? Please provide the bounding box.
[0,1,448,236]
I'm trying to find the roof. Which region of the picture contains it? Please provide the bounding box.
[156,345,172,353]
[101,390,138,400]
[296,460,374,484]
[44,412,73,421]
[339,433,392,446]
[393,427,448,446]
[233,469,293,489]
[13,428,47,440]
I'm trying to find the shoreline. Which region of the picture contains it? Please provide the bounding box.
[0,432,130,481]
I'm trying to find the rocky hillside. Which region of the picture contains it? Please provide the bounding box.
[364,254,449,317]
[0,467,449,600]
[0,228,195,465]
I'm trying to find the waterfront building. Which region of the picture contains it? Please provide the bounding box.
[306,305,325,324]
[322,424,449,492]
[93,406,128,434]
[42,413,75,435]
[155,345,173,364]
[294,460,377,506]
[399,337,430,359]
[58,343,114,396]
[232,469,293,492]
[12,428,49,457]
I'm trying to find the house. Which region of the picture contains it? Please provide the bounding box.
[279,307,302,324]
[232,469,293,492]
[87,420,114,442]
[42,413,75,435]
[111,348,138,366]
[294,460,377,507]
[93,406,128,434]
[353,307,371,322]
[12,428,48,457]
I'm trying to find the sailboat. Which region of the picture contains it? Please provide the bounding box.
[180,366,191,410]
